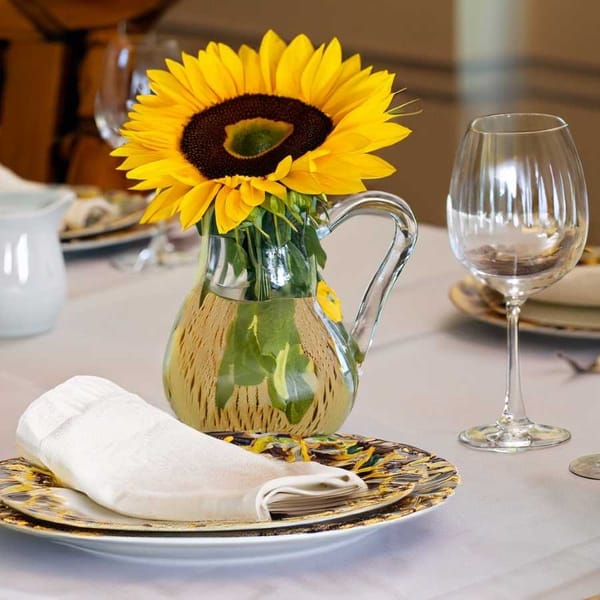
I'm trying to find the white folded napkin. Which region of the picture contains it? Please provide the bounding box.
[16,376,366,522]
[60,195,119,231]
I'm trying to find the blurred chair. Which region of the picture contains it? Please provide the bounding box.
[0,0,176,187]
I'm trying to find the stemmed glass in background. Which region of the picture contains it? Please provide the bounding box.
[95,26,180,148]
[447,113,588,452]
[95,26,184,271]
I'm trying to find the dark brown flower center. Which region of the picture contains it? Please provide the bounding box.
[179,94,333,179]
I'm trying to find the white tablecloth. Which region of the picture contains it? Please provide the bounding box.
[1,222,599,600]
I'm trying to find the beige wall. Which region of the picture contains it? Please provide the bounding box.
[157,0,600,242]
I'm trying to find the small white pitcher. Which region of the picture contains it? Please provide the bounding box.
[0,188,74,337]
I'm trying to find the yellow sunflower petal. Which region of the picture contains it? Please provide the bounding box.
[268,155,293,181]
[307,37,343,106]
[284,168,366,195]
[251,179,287,200]
[197,50,238,100]
[240,181,266,206]
[165,58,192,93]
[141,183,189,223]
[320,130,371,153]
[238,44,264,93]
[179,181,221,228]
[299,44,324,102]
[181,52,221,105]
[216,43,245,93]
[223,187,250,222]
[147,69,200,109]
[126,158,183,182]
[129,176,176,191]
[214,186,239,233]
[275,34,314,98]
[316,153,397,179]
[116,153,164,171]
[259,29,286,94]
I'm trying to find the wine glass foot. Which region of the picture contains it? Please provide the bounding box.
[569,455,600,479]
[458,422,571,452]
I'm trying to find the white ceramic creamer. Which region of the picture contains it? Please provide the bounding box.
[0,189,74,337]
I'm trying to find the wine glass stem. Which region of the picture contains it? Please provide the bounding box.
[501,298,530,429]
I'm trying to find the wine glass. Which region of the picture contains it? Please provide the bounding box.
[95,28,180,148]
[94,28,188,271]
[447,113,588,452]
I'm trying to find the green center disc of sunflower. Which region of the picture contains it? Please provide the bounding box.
[224,118,293,159]
[180,93,333,179]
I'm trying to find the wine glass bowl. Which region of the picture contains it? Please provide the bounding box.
[94,30,188,272]
[95,32,180,148]
[447,113,588,452]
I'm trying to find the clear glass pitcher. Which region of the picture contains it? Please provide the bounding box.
[163,191,417,435]
[0,189,73,337]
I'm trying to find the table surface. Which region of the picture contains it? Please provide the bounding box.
[1,221,600,600]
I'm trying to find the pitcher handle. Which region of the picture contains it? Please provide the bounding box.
[318,191,418,362]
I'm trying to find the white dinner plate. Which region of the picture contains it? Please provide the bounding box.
[0,499,451,565]
[533,264,600,307]
[450,277,600,339]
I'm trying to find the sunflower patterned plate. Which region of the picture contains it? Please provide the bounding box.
[0,433,453,534]
[0,436,459,564]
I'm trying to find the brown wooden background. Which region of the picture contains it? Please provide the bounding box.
[1,0,599,241]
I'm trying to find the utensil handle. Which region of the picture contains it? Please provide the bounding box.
[319,191,417,362]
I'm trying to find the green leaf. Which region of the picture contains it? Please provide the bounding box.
[286,242,311,295]
[254,299,298,356]
[224,239,248,277]
[273,215,292,247]
[304,225,327,269]
[215,364,235,410]
[269,342,317,424]
[215,304,268,407]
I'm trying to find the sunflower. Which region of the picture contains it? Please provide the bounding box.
[113,30,412,233]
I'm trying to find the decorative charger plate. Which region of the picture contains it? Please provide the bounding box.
[61,223,159,253]
[0,433,460,564]
[0,434,459,564]
[0,433,452,533]
[450,277,600,340]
